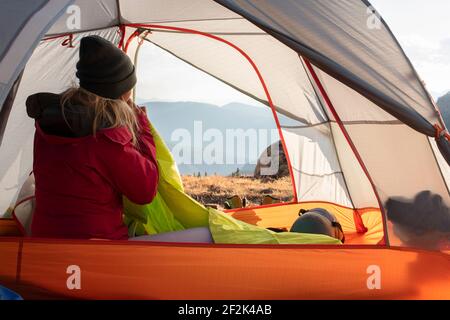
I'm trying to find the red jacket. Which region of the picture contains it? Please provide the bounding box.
[27,93,158,240]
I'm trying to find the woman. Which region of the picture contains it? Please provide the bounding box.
[26,35,159,240]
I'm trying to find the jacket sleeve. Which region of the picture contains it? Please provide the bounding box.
[135,109,157,163]
[98,124,159,205]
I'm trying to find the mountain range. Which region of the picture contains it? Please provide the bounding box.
[437,92,450,128]
[143,101,283,176]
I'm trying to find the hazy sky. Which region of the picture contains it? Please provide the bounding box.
[371,0,450,98]
[136,43,261,106]
[136,0,450,105]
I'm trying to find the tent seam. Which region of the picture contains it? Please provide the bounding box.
[281,120,403,129]
[291,167,344,178]
[43,26,120,39]
[136,17,248,24]
[116,0,122,25]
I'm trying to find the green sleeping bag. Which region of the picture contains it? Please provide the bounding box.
[208,208,341,244]
[123,122,209,237]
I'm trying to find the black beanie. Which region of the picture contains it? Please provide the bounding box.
[76,35,136,99]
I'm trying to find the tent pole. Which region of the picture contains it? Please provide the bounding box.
[303,59,389,246]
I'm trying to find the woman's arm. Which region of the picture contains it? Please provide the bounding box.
[135,107,157,163]
[98,122,159,205]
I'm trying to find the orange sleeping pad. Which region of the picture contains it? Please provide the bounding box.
[1,202,449,299]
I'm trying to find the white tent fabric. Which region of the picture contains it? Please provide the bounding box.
[281,124,353,207]
[312,66,450,206]
[0,0,448,247]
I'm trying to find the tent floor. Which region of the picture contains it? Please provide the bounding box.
[0,236,449,299]
[0,205,449,299]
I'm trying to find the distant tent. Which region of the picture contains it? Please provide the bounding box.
[0,0,449,299]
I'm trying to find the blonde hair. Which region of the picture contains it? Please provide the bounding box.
[61,87,140,146]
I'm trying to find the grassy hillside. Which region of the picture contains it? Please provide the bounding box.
[182,175,293,209]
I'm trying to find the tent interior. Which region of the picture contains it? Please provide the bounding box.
[0,0,449,249]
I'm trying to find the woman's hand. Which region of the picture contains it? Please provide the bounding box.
[126,99,147,115]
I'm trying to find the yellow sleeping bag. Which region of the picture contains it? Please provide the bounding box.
[208,208,341,244]
[123,122,209,236]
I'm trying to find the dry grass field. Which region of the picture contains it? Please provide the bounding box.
[181,175,293,209]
